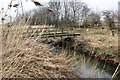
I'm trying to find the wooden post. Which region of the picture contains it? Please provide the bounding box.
[54,28,56,39]
[61,28,63,41]
[61,28,64,52]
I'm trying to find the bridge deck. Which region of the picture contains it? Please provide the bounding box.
[3,27,80,38]
[41,33,80,38]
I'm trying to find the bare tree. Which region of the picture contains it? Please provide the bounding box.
[69,1,84,27]
[81,3,91,28]
[48,1,61,27]
[102,10,116,36]
[84,11,101,28]
[30,7,47,25]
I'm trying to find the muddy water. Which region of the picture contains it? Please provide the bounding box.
[76,52,120,78]
[75,62,111,78]
[74,54,112,78]
[50,47,120,78]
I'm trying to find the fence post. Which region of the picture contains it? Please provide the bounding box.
[61,28,63,41]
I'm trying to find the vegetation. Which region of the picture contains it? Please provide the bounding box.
[1,0,119,79]
[14,1,118,29]
[2,26,81,78]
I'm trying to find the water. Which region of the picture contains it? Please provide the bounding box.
[49,46,61,55]
[50,47,119,78]
[75,60,112,78]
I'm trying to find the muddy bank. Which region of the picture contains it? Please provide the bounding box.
[44,37,120,78]
[48,37,119,66]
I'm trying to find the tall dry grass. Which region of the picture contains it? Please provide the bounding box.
[2,22,81,78]
[1,0,119,78]
[1,0,80,78]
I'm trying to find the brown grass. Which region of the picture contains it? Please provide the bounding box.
[75,28,119,63]
[1,26,80,78]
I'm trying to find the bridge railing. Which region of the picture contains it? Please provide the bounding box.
[3,26,80,38]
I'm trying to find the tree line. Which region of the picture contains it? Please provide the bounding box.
[15,0,118,29]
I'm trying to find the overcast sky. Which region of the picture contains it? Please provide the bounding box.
[82,0,119,11]
[0,0,120,24]
[1,0,119,11]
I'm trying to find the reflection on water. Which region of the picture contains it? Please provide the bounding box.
[75,61,111,78]
[50,47,61,55]
[73,53,112,78]
[50,47,120,78]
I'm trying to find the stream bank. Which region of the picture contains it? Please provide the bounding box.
[42,37,120,78]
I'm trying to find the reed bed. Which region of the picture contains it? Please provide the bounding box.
[2,26,80,78]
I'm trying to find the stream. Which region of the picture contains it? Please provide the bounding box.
[49,46,120,78]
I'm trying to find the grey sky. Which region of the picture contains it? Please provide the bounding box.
[1,0,119,11]
[82,0,119,11]
[0,0,119,24]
